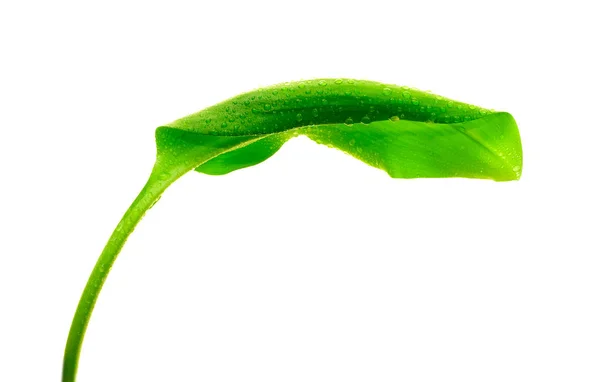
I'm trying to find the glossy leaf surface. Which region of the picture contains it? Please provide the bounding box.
[157,79,522,180]
[63,79,522,382]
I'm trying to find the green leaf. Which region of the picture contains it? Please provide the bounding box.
[62,78,522,382]
[156,79,522,181]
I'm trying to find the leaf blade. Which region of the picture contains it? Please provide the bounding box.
[156,79,522,181]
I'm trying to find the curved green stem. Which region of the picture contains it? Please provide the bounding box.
[62,169,175,382]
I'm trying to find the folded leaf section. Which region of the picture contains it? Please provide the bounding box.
[155,79,522,181]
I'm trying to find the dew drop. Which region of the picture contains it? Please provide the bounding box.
[205,118,212,124]
[243,100,251,106]
[264,104,272,111]
[298,83,306,89]
[228,116,236,122]
[382,87,392,96]
[272,90,278,95]
[312,108,319,117]
[361,115,371,124]
[389,115,400,122]
[344,117,354,126]
[221,122,228,128]
[252,108,260,114]
[348,79,356,84]
[318,80,327,86]
[411,99,420,106]
[447,101,455,108]
[402,91,411,99]
[321,98,328,105]
[296,113,303,122]
[513,165,521,172]
[469,105,476,110]
[335,79,343,84]
[149,195,162,209]
[349,138,356,146]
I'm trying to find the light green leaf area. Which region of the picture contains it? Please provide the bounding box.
[63,78,523,382]
[156,79,522,181]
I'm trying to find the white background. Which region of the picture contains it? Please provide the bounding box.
[1,1,599,381]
